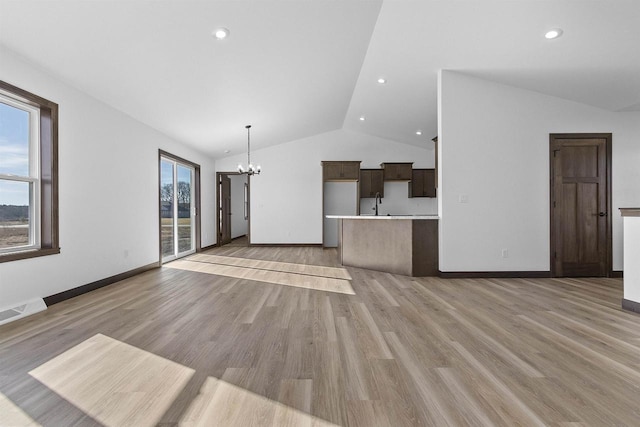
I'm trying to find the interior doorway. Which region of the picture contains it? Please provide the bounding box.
[159,151,201,263]
[217,172,249,247]
[550,133,612,277]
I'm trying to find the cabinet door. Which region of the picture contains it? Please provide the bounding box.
[381,163,412,180]
[323,162,343,180]
[410,169,436,197]
[411,169,426,197]
[360,170,373,198]
[341,162,361,180]
[424,169,436,197]
[360,169,384,198]
[323,161,361,181]
[371,169,384,196]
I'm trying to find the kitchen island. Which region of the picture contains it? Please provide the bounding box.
[326,215,439,276]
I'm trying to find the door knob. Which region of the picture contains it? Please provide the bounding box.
[598,212,607,217]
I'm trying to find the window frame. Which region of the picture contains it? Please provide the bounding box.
[0,80,59,263]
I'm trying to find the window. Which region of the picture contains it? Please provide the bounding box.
[0,81,59,262]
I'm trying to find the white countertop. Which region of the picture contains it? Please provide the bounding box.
[326,215,439,220]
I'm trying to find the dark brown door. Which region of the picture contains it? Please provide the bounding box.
[219,175,232,245]
[550,134,611,277]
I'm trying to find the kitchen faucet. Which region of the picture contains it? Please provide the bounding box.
[373,192,382,216]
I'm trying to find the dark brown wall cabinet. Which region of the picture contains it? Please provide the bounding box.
[380,162,413,181]
[410,169,436,198]
[359,169,384,198]
[322,161,361,181]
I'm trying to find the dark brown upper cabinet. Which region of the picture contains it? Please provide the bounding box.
[322,161,361,181]
[359,169,384,198]
[410,169,436,198]
[380,162,413,181]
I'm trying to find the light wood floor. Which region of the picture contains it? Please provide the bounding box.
[1,246,639,426]
[223,235,249,247]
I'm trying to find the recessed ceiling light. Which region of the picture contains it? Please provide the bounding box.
[359,116,366,121]
[416,131,422,135]
[545,28,563,39]
[214,28,229,40]
[224,150,230,154]
[377,78,386,84]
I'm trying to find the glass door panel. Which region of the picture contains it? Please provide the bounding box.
[176,164,194,256]
[161,156,195,263]
[160,159,175,261]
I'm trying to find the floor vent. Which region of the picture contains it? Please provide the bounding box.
[0,299,46,326]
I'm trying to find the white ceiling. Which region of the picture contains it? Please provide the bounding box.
[1,1,639,158]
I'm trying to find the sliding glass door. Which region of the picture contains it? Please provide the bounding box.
[160,156,195,262]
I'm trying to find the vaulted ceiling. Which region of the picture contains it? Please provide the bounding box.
[1,1,639,158]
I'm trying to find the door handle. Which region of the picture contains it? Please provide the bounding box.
[598,212,607,217]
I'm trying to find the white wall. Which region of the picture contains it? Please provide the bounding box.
[229,174,248,239]
[439,71,640,272]
[0,47,217,309]
[216,129,435,244]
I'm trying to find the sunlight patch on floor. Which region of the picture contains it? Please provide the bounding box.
[0,392,41,426]
[24,334,340,427]
[29,334,194,427]
[188,253,352,280]
[180,376,338,427]
[166,259,355,295]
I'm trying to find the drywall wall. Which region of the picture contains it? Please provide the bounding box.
[0,47,217,309]
[216,129,435,244]
[439,70,640,272]
[229,174,248,239]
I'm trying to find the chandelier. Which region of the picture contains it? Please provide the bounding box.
[237,124,261,175]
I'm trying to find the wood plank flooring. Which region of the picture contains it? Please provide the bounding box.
[1,245,639,426]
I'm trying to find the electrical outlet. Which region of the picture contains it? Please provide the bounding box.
[459,194,469,203]
[124,249,129,258]
[501,249,508,258]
